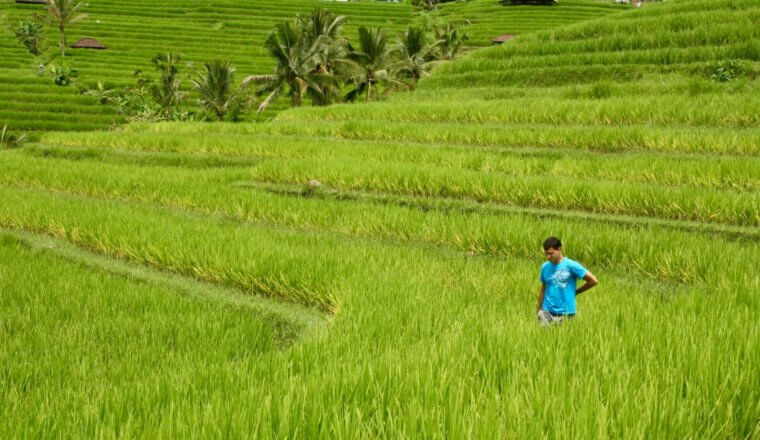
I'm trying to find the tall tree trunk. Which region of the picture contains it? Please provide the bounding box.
[59,23,66,56]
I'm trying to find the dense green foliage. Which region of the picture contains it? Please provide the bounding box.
[12,17,44,55]
[0,0,622,132]
[0,0,758,437]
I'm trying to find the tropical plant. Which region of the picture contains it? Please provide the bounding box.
[711,59,740,82]
[392,26,440,84]
[47,62,77,85]
[111,85,159,121]
[0,125,29,149]
[192,60,250,121]
[84,81,115,104]
[14,18,45,56]
[298,8,354,105]
[135,53,188,119]
[243,20,338,112]
[434,22,469,61]
[300,7,345,49]
[346,26,407,102]
[46,0,87,57]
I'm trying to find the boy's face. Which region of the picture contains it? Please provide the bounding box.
[544,246,563,264]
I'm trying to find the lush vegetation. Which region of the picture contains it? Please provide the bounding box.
[435,0,622,45]
[1,0,758,437]
[0,0,623,132]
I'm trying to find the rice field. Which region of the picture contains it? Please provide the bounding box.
[0,0,416,131]
[1,0,759,437]
[436,0,624,45]
[0,0,621,132]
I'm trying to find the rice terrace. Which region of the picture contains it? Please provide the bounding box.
[1,0,759,436]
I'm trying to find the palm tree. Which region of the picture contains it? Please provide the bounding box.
[434,23,469,61]
[393,26,440,84]
[300,8,345,49]
[135,53,187,119]
[346,26,406,102]
[299,8,355,105]
[243,20,337,113]
[192,60,248,121]
[46,0,87,57]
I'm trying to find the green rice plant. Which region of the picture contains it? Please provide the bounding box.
[1,1,759,436]
[3,210,754,438]
[34,131,760,192]
[0,149,756,285]
[248,156,760,227]
[247,119,760,156]
[0,186,343,311]
[278,94,760,127]
[0,163,757,437]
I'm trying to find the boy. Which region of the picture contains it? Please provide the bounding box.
[537,237,598,326]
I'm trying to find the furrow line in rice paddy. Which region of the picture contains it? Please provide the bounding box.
[0,183,721,315]
[45,126,760,159]
[234,181,760,243]
[0,180,754,287]
[1,227,330,341]
[6,146,760,233]
[25,142,760,193]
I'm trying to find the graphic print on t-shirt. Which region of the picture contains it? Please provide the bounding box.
[539,258,587,315]
[548,269,572,290]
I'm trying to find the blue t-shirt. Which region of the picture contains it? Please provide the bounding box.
[540,257,587,315]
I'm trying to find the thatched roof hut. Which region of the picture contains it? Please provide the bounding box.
[72,38,106,50]
[491,34,516,45]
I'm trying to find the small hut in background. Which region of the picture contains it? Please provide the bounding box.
[491,34,516,45]
[72,38,106,50]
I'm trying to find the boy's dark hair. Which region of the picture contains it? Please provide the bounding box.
[543,237,562,250]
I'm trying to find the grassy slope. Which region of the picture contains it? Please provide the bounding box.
[0,0,414,131]
[0,229,303,436]
[0,0,622,132]
[437,0,624,46]
[1,0,759,437]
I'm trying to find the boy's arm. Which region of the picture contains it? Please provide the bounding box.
[575,271,598,296]
[537,282,546,313]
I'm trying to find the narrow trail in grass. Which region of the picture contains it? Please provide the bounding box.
[1,181,749,290]
[240,181,760,242]
[2,227,330,342]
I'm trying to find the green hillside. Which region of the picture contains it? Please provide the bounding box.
[280,0,760,156]
[0,0,623,131]
[437,0,624,45]
[1,0,758,437]
[0,0,415,131]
